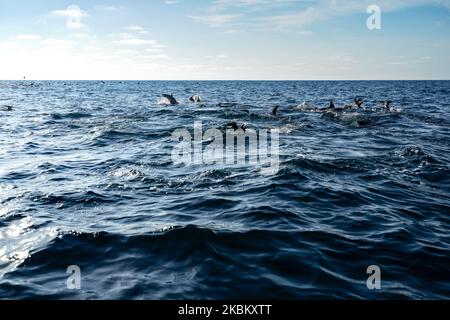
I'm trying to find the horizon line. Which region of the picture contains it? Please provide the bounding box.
[1,79,450,82]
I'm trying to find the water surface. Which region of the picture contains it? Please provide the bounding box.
[0,80,449,299]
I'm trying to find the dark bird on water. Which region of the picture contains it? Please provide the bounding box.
[5,105,13,111]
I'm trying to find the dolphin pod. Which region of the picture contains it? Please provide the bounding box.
[159,94,202,105]
[155,94,388,129]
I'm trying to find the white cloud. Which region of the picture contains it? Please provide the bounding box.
[126,26,149,35]
[0,41,19,49]
[193,0,450,30]
[14,34,41,40]
[138,54,172,60]
[144,48,164,53]
[212,0,294,8]
[189,14,242,27]
[207,0,301,14]
[261,7,322,29]
[72,33,90,38]
[206,54,229,59]
[52,5,87,30]
[0,32,176,80]
[152,44,168,48]
[117,49,138,55]
[41,38,77,49]
[114,39,157,45]
[82,45,102,52]
[127,26,145,32]
[111,29,166,51]
[94,5,122,11]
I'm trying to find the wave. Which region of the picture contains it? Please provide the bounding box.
[50,112,92,120]
[0,225,447,299]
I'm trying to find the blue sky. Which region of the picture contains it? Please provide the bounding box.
[0,0,449,80]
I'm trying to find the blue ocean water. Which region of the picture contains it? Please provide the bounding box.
[0,80,449,299]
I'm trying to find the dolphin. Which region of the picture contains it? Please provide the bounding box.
[357,119,371,126]
[225,122,247,132]
[271,106,280,116]
[161,94,178,105]
[226,122,239,130]
[322,99,345,113]
[327,100,335,109]
[189,95,201,103]
[382,100,393,110]
[354,97,364,108]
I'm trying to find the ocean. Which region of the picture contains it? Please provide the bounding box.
[0,80,449,299]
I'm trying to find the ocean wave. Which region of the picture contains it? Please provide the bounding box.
[0,225,447,299]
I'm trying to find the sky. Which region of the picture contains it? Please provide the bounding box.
[0,0,449,80]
